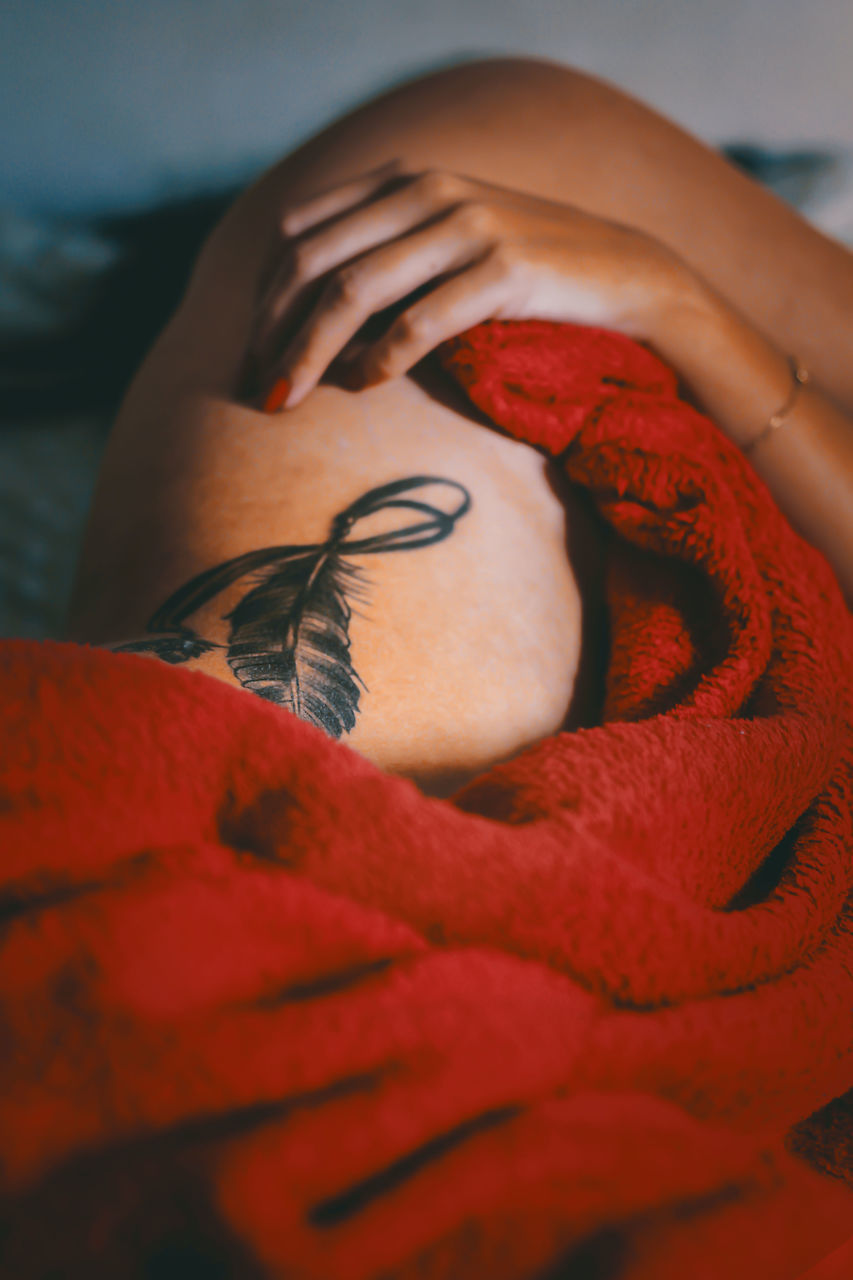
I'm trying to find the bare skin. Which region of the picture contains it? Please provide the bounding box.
[248,156,853,602]
[68,57,853,794]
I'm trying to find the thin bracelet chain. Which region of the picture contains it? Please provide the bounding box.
[742,355,810,454]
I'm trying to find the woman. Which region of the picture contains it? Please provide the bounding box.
[67,56,853,796]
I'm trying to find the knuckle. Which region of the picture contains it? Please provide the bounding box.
[415,167,458,203]
[379,157,414,188]
[389,311,423,344]
[452,198,493,236]
[363,343,396,381]
[324,265,359,307]
[485,240,516,272]
[370,315,425,378]
[286,240,314,278]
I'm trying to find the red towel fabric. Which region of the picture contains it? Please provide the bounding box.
[1,320,851,1279]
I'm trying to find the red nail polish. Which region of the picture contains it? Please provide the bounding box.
[262,377,291,413]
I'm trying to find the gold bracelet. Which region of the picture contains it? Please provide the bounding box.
[742,355,810,454]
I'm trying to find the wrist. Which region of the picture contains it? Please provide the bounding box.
[642,259,727,354]
[642,267,795,450]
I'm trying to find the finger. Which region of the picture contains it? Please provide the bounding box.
[356,248,517,385]
[253,171,471,361]
[279,158,407,239]
[251,160,410,336]
[259,207,493,410]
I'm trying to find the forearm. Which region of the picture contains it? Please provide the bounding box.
[649,273,853,606]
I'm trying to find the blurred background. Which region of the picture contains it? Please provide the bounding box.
[1,0,852,638]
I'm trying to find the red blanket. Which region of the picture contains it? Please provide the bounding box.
[1,321,851,1279]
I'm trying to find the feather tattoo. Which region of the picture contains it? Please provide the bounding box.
[109,476,471,737]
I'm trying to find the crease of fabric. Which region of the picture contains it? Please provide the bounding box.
[0,318,851,1280]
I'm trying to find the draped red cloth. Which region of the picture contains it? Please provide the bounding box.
[1,321,851,1279]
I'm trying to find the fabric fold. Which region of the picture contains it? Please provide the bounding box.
[1,319,851,1279]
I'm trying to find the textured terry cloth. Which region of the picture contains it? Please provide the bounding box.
[1,319,852,1280]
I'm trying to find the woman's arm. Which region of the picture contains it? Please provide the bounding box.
[648,277,853,605]
[247,163,853,605]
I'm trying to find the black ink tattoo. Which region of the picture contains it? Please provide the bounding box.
[108,476,471,738]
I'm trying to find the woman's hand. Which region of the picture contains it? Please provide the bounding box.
[247,159,699,411]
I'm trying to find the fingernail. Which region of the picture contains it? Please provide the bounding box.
[262,377,291,414]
